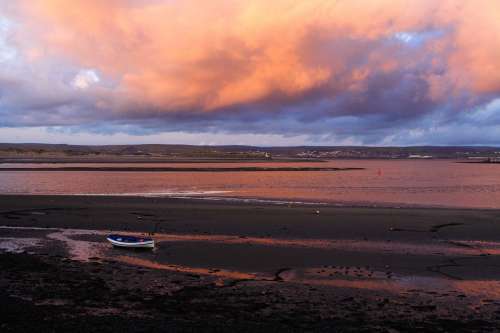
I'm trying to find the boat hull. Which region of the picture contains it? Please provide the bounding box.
[106,235,155,248]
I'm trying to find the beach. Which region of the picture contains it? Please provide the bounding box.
[2,195,500,331]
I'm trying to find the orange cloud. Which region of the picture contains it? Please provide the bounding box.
[11,0,500,114]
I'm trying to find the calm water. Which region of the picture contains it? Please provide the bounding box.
[1,160,500,209]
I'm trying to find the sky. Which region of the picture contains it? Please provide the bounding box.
[1,0,500,146]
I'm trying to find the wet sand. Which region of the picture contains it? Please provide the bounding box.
[2,195,500,331]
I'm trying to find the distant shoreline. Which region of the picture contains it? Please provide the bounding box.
[457,161,500,164]
[2,143,500,161]
[0,158,325,164]
[0,166,363,172]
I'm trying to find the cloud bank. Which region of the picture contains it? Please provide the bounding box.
[1,0,500,145]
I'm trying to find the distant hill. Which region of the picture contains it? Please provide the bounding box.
[0,143,499,162]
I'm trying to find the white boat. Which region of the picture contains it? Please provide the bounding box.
[106,234,155,249]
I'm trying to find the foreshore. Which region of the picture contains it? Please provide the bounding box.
[2,195,500,331]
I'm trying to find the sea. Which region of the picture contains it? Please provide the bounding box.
[1,159,500,209]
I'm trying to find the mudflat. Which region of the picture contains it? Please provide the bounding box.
[1,195,500,332]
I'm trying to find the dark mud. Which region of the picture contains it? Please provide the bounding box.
[2,252,500,332]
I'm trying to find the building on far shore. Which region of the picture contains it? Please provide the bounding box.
[408,154,433,159]
[467,157,500,163]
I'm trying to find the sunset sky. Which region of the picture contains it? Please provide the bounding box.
[1,0,500,146]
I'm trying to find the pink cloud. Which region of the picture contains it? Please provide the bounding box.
[5,0,500,121]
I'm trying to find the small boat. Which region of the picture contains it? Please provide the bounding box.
[106,234,155,249]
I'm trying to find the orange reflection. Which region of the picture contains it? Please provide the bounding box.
[114,255,262,281]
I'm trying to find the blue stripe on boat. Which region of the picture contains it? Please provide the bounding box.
[107,234,153,243]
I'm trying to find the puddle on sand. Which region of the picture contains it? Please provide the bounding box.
[147,234,489,256]
[46,229,108,261]
[0,237,41,253]
[459,240,500,255]
[279,267,500,300]
[114,255,266,281]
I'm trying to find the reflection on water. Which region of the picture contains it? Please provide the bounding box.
[114,255,260,281]
[0,237,42,253]
[153,233,486,256]
[296,275,500,300]
[46,228,108,261]
[2,160,500,208]
[460,241,500,255]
